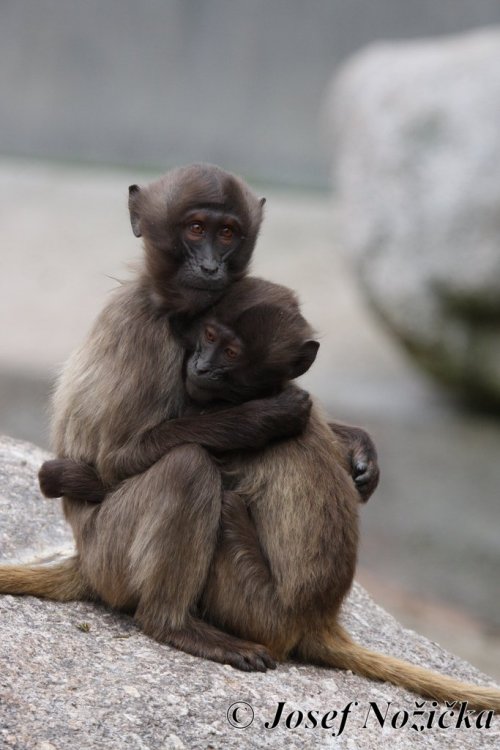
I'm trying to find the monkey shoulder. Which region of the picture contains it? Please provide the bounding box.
[51,281,184,458]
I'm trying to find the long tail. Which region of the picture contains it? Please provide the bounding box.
[0,556,90,602]
[299,622,500,712]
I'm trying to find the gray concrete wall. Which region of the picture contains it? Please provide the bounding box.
[2,1,500,186]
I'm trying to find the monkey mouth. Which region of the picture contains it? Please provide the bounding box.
[186,281,227,292]
[185,379,217,404]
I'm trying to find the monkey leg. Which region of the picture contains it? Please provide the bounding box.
[219,491,274,590]
[201,420,360,660]
[201,492,303,660]
[127,444,223,625]
[93,444,276,671]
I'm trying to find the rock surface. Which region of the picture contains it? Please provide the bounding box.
[0,436,499,749]
[328,27,500,408]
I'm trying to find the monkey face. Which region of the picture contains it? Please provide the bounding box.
[183,307,320,406]
[174,208,244,293]
[185,320,245,403]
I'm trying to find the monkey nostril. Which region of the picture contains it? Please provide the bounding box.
[200,262,219,275]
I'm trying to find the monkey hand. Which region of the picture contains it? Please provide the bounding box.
[327,422,380,502]
[138,386,313,456]
[268,385,312,437]
[350,432,380,503]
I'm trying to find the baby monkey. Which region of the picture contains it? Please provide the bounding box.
[39,277,376,507]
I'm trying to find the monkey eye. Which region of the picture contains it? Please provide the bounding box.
[218,226,234,243]
[225,346,239,359]
[188,222,205,237]
[205,326,217,343]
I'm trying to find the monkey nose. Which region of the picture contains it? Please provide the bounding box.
[200,262,219,275]
[195,362,210,375]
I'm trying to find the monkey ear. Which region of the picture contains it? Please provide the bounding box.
[290,340,320,379]
[128,184,142,238]
[259,197,266,207]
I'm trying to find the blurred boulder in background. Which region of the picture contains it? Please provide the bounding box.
[328,27,500,409]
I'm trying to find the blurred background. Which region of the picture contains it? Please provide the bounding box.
[1,1,499,678]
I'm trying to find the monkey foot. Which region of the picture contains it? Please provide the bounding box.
[218,642,277,672]
[164,623,277,672]
[38,459,66,497]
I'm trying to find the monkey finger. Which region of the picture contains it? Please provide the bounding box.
[227,652,265,672]
[223,644,276,672]
[353,465,380,503]
[354,460,368,474]
[245,644,277,668]
[247,645,277,670]
[259,651,278,670]
[353,457,379,484]
[354,472,371,493]
[354,469,370,485]
[242,654,270,672]
[246,657,268,672]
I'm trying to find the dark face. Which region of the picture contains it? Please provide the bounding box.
[175,207,244,294]
[185,319,246,404]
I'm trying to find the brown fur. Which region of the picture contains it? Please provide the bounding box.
[0,557,90,601]
[201,406,359,655]
[299,621,500,709]
[0,164,497,709]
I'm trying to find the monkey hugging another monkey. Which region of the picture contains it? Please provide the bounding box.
[1,164,499,710]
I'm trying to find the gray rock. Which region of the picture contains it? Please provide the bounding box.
[328,27,500,407]
[0,435,498,749]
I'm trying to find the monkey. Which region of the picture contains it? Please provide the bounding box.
[1,163,497,708]
[32,279,500,709]
[38,280,319,503]
[38,277,378,506]
[0,164,375,673]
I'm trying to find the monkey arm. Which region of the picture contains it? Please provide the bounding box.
[328,422,379,502]
[39,411,378,508]
[104,385,312,483]
[38,387,312,499]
